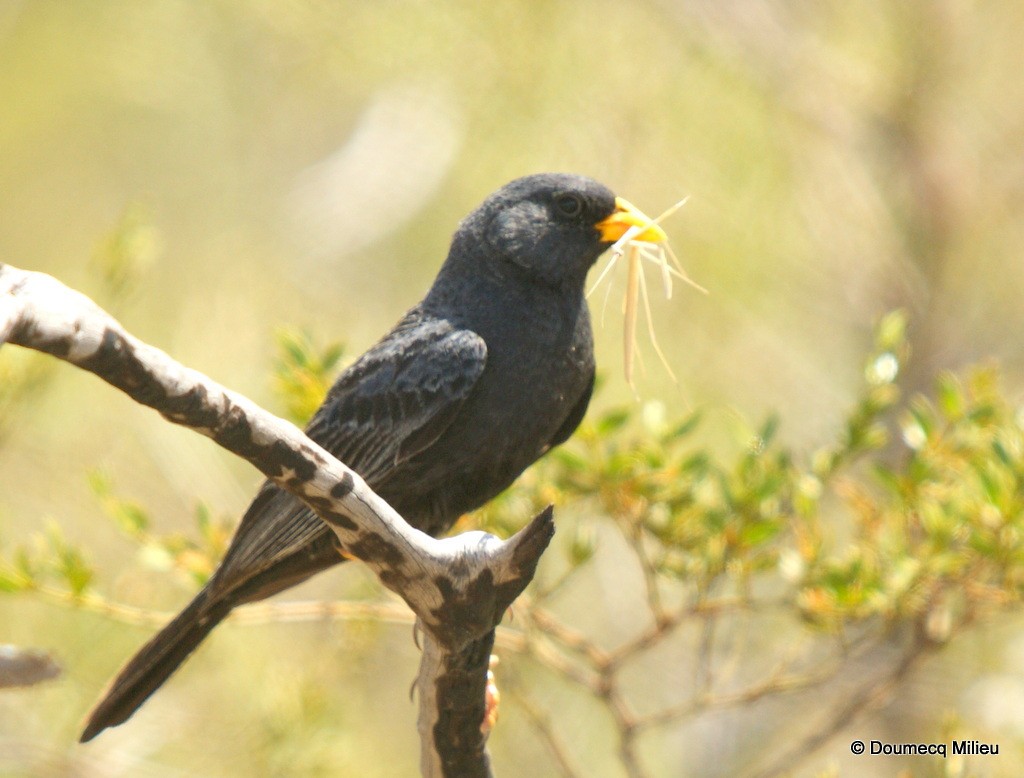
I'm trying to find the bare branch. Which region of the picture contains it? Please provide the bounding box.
[33,584,418,629]
[0,645,61,689]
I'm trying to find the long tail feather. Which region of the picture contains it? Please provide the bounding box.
[80,588,230,742]
[80,530,344,742]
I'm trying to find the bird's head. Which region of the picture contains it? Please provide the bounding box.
[448,173,666,291]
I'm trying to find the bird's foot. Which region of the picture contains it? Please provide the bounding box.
[481,655,500,735]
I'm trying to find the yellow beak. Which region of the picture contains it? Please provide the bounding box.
[595,197,668,243]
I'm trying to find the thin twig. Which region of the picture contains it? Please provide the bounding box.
[526,606,609,668]
[509,689,586,778]
[520,633,602,691]
[625,520,668,624]
[695,611,717,696]
[748,634,932,778]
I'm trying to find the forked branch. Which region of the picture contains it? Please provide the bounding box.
[0,263,553,777]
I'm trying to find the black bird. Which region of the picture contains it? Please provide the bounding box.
[80,173,666,741]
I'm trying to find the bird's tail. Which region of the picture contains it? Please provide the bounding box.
[80,519,344,742]
[79,587,230,742]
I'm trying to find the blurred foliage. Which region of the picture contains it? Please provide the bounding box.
[479,311,1024,642]
[88,470,233,587]
[0,521,92,598]
[272,327,345,425]
[89,204,162,305]
[0,349,55,442]
[0,473,233,597]
[476,312,1024,776]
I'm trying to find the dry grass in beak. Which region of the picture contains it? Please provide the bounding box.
[587,197,705,389]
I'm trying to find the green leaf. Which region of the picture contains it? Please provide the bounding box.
[992,439,1013,468]
[662,411,702,442]
[551,448,588,472]
[195,502,212,536]
[322,343,345,371]
[14,548,37,582]
[758,414,780,447]
[739,520,782,547]
[0,566,29,593]
[936,373,964,419]
[60,550,93,597]
[273,327,346,424]
[681,452,710,476]
[568,523,598,565]
[87,469,113,498]
[596,408,631,435]
[90,203,161,301]
[876,310,908,352]
[114,503,149,535]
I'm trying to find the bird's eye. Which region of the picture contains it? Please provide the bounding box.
[554,194,584,218]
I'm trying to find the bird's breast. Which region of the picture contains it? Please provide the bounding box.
[391,290,593,532]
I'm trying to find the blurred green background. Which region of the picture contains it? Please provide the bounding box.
[2,1,1024,776]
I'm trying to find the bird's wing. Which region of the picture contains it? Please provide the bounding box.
[209,317,487,592]
[310,317,488,482]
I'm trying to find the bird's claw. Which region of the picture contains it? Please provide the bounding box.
[481,654,500,735]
